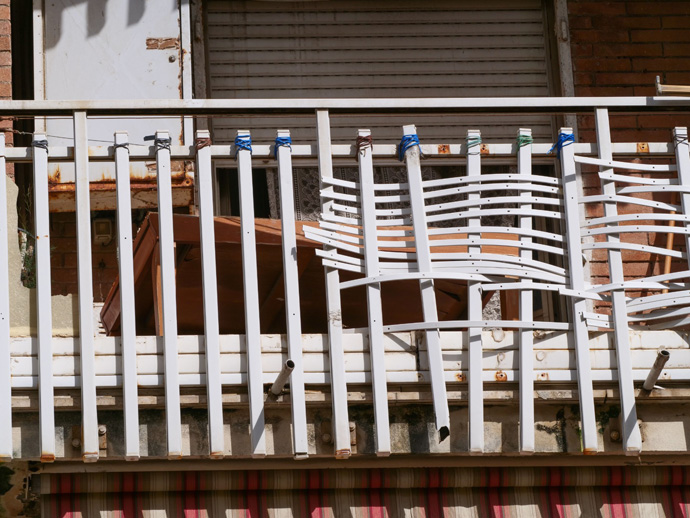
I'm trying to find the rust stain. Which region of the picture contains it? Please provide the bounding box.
[335,449,351,459]
[48,166,61,184]
[438,144,450,154]
[209,451,224,459]
[146,37,180,50]
[537,372,549,381]
[455,372,466,382]
[480,144,490,155]
[40,453,56,462]
[82,452,99,462]
[583,448,597,455]
[494,371,507,382]
[637,142,650,153]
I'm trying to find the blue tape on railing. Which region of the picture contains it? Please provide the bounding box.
[548,132,575,158]
[398,134,421,162]
[274,136,292,159]
[234,134,252,157]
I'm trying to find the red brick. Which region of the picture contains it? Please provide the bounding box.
[51,268,77,284]
[661,15,690,28]
[568,16,593,30]
[627,2,690,16]
[596,72,659,85]
[595,43,663,57]
[570,2,626,16]
[571,29,630,43]
[632,57,690,72]
[574,86,636,96]
[631,29,690,42]
[591,16,661,30]
[575,58,632,72]
[571,43,594,57]
[573,72,595,86]
[663,43,690,56]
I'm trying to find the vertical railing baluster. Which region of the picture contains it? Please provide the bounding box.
[235,130,266,457]
[466,129,484,454]
[195,130,225,458]
[558,126,598,454]
[74,111,99,462]
[594,109,641,454]
[0,134,11,460]
[114,131,139,461]
[358,128,391,456]
[402,124,450,442]
[33,132,55,462]
[155,130,182,458]
[674,127,690,265]
[316,110,351,459]
[276,129,309,458]
[517,128,535,454]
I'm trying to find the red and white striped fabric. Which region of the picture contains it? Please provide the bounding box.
[41,466,690,517]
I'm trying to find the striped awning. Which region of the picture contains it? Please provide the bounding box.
[42,466,690,517]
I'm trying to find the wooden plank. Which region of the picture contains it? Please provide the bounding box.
[594,108,642,455]
[402,124,450,442]
[517,128,534,455]
[466,129,484,455]
[235,130,267,458]
[0,134,11,460]
[276,130,309,458]
[155,131,183,459]
[32,133,55,462]
[73,111,99,462]
[357,128,390,456]
[317,110,351,459]
[114,131,140,461]
[558,127,598,454]
[195,130,225,458]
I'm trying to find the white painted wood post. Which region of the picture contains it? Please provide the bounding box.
[594,108,642,454]
[401,124,450,442]
[32,132,55,462]
[517,128,535,454]
[275,129,309,458]
[195,130,225,458]
[558,127,598,454]
[357,129,391,456]
[235,130,267,458]
[113,131,140,461]
[0,134,11,460]
[466,129,484,454]
[154,130,182,458]
[73,111,99,462]
[316,110,351,459]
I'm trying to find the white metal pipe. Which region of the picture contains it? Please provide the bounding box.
[270,360,295,396]
[643,350,671,391]
[2,96,690,116]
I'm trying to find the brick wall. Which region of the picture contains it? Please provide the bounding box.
[567,0,690,291]
[0,0,10,177]
[49,213,120,303]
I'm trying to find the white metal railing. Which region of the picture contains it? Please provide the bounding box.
[2,97,690,463]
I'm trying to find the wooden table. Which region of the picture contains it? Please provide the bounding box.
[101,213,517,336]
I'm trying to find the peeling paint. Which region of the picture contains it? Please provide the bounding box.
[146,37,180,50]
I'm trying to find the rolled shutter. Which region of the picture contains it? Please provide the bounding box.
[206,0,555,144]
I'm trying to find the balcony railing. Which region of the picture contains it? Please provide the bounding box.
[2,97,690,463]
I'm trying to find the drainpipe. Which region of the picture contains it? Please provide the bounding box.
[270,359,295,395]
[643,350,670,391]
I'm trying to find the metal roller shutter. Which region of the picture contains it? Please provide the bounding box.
[206,0,555,145]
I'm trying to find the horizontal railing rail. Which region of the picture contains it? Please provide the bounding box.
[2,96,690,115]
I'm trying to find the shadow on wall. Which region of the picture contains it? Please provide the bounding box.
[44,0,187,49]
